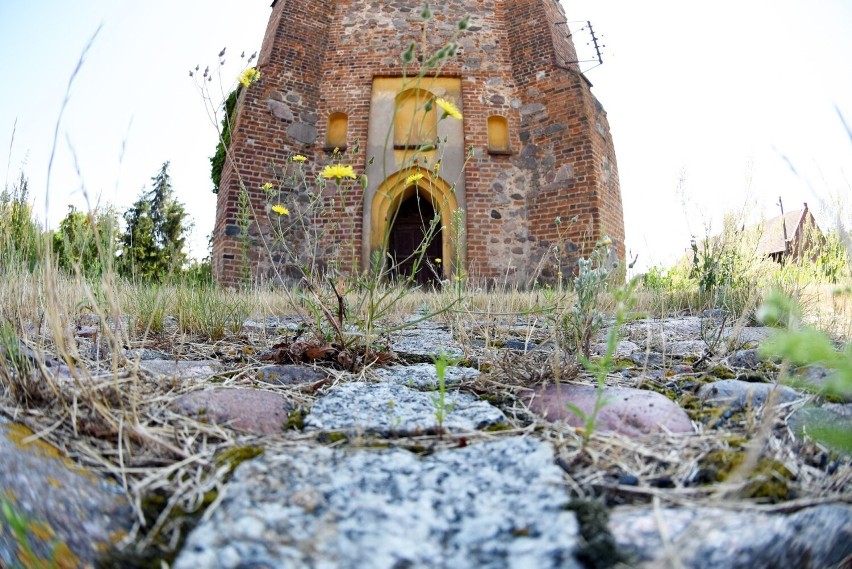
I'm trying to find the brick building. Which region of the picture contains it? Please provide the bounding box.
[212,0,625,286]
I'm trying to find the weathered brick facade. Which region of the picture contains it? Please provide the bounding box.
[213,0,625,286]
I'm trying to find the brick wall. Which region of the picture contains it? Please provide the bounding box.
[213,0,625,286]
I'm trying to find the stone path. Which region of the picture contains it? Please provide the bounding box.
[1,315,850,568]
[174,437,582,569]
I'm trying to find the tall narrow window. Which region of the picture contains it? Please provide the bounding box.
[487,116,510,154]
[326,112,348,150]
[394,89,437,149]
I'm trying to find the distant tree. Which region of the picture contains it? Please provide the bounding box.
[0,172,42,271]
[119,162,191,280]
[210,86,242,194]
[52,205,121,277]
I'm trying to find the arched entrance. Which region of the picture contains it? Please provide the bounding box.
[388,193,443,285]
[368,168,462,282]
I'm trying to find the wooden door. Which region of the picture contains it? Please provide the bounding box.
[388,196,442,286]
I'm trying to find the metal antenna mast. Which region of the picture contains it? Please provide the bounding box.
[554,20,606,72]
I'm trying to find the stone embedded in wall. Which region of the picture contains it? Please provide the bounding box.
[286,122,317,145]
[267,99,293,121]
[519,102,547,118]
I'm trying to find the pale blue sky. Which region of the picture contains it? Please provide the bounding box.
[1,1,850,269]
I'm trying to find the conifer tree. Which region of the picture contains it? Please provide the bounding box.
[120,162,191,280]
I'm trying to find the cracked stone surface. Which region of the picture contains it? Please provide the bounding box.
[372,362,481,389]
[304,382,505,434]
[174,437,582,569]
[609,504,852,568]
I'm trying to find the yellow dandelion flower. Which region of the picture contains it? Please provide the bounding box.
[435,98,462,120]
[321,164,357,180]
[434,258,442,264]
[271,204,290,216]
[405,172,425,185]
[293,155,307,162]
[238,67,261,88]
[261,182,274,192]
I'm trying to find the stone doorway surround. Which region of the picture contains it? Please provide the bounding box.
[363,77,465,279]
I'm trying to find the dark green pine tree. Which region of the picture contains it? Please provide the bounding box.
[120,162,191,281]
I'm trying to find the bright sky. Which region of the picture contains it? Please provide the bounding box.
[1,1,850,270]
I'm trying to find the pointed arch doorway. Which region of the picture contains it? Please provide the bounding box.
[369,169,460,285]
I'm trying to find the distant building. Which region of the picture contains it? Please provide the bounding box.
[755,203,823,263]
[211,0,625,286]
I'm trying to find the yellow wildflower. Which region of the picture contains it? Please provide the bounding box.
[434,162,441,172]
[405,172,425,185]
[261,182,274,192]
[238,67,261,88]
[321,164,357,180]
[435,98,462,119]
[293,155,307,162]
[434,258,442,264]
[271,204,290,216]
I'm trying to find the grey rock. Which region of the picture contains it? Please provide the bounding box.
[630,351,666,368]
[624,317,703,346]
[255,365,329,386]
[242,316,301,333]
[373,362,480,389]
[523,384,694,437]
[697,379,803,411]
[172,388,293,434]
[125,348,171,361]
[724,349,763,369]
[519,102,546,116]
[0,418,133,567]
[174,437,582,569]
[391,326,464,360]
[304,382,505,434]
[787,404,852,453]
[722,326,773,346]
[609,504,852,568]
[589,339,639,358]
[267,99,294,121]
[791,365,851,400]
[140,359,222,380]
[285,122,317,145]
[667,340,709,356]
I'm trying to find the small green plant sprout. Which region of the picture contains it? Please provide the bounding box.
[758,289,852,453]
[568,278,640,446]
[431,350,460,435]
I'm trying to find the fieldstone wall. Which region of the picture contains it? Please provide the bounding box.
[212,0,625,286]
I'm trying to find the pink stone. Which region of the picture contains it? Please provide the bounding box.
[173,388,292,435]
[522,384,694,438]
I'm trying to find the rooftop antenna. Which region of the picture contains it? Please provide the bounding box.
[554,20,606,73]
